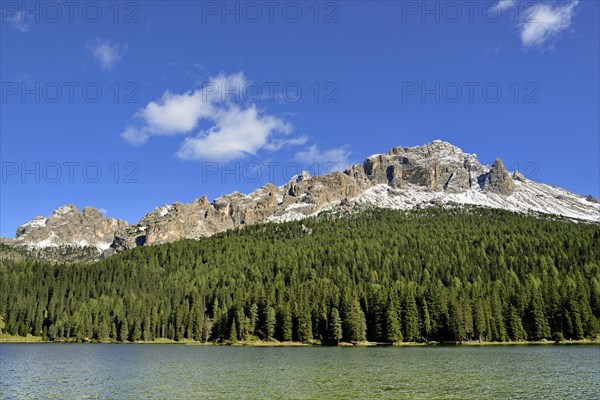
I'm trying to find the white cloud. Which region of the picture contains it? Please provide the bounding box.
[294,145,352,171]
[176,105,292,161]
[87,39,127,70]
[496,0,516,11]
[519,1,579,48]
[121,126,149,145]
[122,72,306,161]
[3,10,31,32]
[137,90,213,134]
[265,135,309,151]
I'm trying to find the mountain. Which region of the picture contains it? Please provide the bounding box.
[3,140,598,260]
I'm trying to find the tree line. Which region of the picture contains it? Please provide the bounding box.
[1,207,598,344]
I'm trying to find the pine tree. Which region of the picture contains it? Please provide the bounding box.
[507,306,527,341]
[264,306,276,341]
[229,318,238,342]
[402,295,419,342]
[473,300,487,341]
[329,308,342,345]
[118,318,129,342]
[297,310,313,343]
[202,317,213,343]
[191,308,205,341]
[248,303,258,337]
[343,299,366,342]
[277,305,293,342]
[420,300,431,341]
[385,305,402,343]
[235,307,247,341]
[525,297,550,341]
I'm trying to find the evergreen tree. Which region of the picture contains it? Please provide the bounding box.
[329,308,342,345]
[507,306,527,341]
[118,318,129,342]
[385,305,402,343]
[420,300,431,341]
[525,297,550,341]
[229,318,238,342]
[343,299,366,342]
[402,295,419,342]
[248,303,258,337]
[202,317,213,343]
[276,305,293,342]
[297,310,313,343]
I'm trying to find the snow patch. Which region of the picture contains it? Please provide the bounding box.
[23,216,47,229]
[158,204,173,217]
[53,205,78,216]
[285,202,313,211]
[353,183,599,223]
[267,211,310,223]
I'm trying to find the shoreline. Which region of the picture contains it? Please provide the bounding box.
[1,334,598,346]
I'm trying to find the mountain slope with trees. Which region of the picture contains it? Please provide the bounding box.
[1,207,598,344]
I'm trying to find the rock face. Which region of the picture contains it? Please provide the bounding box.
[13,205,127,251]
[6,140,599,260]
[483,158,515,195]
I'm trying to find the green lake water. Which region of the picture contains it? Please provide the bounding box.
[1,344,598,399]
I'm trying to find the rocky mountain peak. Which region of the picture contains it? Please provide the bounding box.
[484,158,515,195]
[14,205,127,251]
[293,171,311,183]
[50,204,80,218]
[194,195,211,208]
[5,140,598,261]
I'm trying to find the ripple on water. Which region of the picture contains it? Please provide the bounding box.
[1,344,599,399]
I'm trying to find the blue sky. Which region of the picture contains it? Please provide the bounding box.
[1,0,598,236]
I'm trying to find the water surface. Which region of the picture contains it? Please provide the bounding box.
[1,344,598,399]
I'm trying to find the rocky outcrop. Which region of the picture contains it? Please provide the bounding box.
[483,158,515,195]
[361,141,487,192]
[109,183,285,253]
[5,140,598,261]
[13,205,127,251]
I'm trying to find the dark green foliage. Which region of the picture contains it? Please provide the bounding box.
[329,308,343,345]
[385,303,402,343]
[343,299,367,342]
[276,304,293,342]
[402,294,420,342]
[229,318,238,342]
[0,207,598,343]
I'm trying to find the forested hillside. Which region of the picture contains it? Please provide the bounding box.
[1,207,598,344]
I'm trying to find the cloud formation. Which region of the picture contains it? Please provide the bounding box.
[87,39,127,70]
[519,1,579,48]
[122,73,306,161]
[3,10,31,32]
[294,145,352,171]
[495,0,516,11]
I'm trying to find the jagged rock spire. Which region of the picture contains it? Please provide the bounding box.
[6,141,598,260]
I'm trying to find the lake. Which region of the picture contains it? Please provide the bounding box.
[1,344,598,399]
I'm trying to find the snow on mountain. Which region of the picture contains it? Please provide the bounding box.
[4,141,598,260]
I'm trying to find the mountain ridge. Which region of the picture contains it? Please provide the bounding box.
[3,140,598,259]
